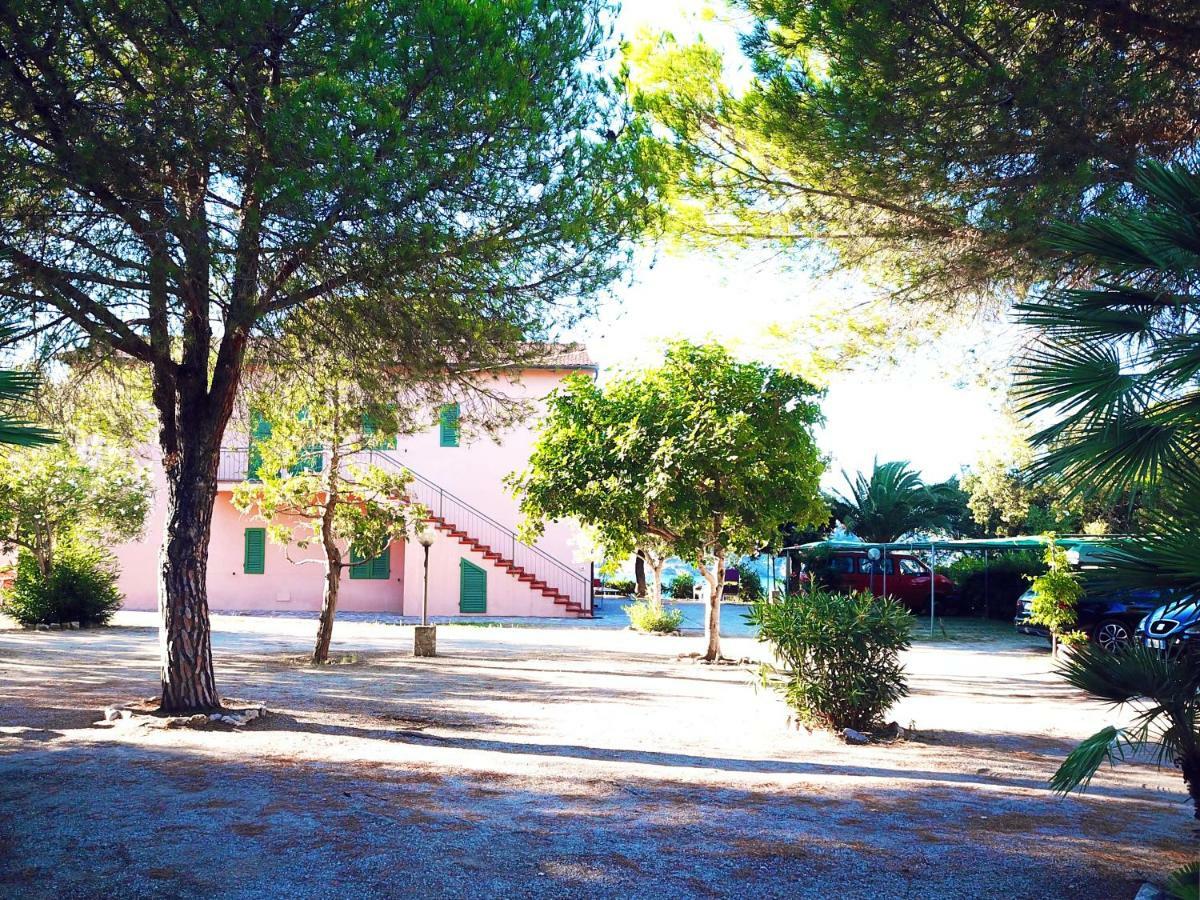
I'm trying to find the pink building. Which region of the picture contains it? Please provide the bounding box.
[113,347,596,618]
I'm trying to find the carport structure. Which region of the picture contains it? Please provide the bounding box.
[788,535,1121,635]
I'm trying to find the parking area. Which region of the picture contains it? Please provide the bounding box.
[0,611,1192,898]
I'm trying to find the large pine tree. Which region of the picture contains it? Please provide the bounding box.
[0,1,655,712]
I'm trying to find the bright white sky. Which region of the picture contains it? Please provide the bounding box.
[564,1,1010,489]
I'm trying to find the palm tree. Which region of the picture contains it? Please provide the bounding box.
[830,459,965,543]
[0,328,54,448]
[1051,641,1200,820]
[1017,163,1200,821]
[1015,162,1200,592]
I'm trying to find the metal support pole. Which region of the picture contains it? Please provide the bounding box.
[930,546,937,637]
[983,549,990,618]
[882,545,887,598]
[421,543,430,627]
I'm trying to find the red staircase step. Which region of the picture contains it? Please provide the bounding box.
[421,513,590,617]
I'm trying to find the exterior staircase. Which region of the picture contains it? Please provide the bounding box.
[218,446,594,616]
[366,452,593,617]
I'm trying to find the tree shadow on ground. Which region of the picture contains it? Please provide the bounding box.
[0,740,1187,900]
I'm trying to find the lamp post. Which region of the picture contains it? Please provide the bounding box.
[414,525,437,657]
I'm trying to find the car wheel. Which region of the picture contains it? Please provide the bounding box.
[1093,619,1131,653]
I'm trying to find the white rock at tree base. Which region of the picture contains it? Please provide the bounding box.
[842,728,870,745]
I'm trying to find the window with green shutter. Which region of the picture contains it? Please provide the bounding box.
[289,407,323,473]
[459,559,487,613]
[243,528,266,574]
[247,412,272,482]
[362,411,396,450]
[438,403,460,447]
[290,445,324,474]
[349,545,391,580]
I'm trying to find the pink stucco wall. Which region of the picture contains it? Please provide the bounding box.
[114,365,592,617]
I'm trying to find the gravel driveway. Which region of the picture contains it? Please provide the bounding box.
[0,612,1193,898]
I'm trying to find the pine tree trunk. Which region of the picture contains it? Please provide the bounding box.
[158,452,221,713]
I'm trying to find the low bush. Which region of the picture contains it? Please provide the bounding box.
[668,573,695,599]
[2,546,124,627]
[605,578,637,597]
[749,588,911,732]
[624,601,684,634]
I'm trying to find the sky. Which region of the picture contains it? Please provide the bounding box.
[564,1,1011,489]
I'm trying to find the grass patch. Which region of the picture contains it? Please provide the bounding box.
[908,616,1040,646]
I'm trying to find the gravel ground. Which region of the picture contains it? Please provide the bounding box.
[0,611,1194,899]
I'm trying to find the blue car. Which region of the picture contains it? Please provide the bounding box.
[1137,595,1200,653]
[1015,586,1176,652]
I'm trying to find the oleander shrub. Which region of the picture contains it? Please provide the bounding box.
[624,600,684,634]
[749,588,912,732]
[2,546,123,627]
[668,573,696,599]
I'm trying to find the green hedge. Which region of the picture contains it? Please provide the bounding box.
[668,573,696,599]
[944,552,1046,618]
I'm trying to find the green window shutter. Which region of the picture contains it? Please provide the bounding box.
[439,403,460,447]
[247,412,272,482]
[288,407,323,474]
[244,528,266,575]
[291,445,324,475]
[362,412,397,450]
[349,544,390,580]
[459,559,487,613]
[371,547,390,579]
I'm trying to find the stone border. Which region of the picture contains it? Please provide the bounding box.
[97,701,268,730]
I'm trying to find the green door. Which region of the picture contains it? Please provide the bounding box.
[459,559,487,613]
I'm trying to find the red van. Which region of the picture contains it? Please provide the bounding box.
[813,551,959,614]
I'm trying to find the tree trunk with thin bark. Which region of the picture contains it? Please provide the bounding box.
[698,554,726,661]
[313,464,342,665]
[313,556,342,665]
[650,558,665,608]
[635,551,647,598]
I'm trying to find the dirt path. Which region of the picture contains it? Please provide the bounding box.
[0,612,1193,898]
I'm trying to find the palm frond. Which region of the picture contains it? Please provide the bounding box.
[1086,498,1200,593]
[1056,642,1200,706]
[1049,725,1139,795]
[0,356,55,448]
[1019,162,1200,501]
[1166,859,1200,900]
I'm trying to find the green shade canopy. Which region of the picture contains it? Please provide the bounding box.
[790,535,1126,558]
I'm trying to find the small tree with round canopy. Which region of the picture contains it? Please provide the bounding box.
[510,341,827,660]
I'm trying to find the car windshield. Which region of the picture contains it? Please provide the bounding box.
[898,558,925,576]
